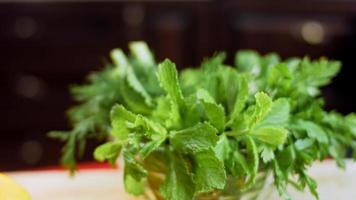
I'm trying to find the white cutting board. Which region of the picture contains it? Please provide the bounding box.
[6,160,356,200]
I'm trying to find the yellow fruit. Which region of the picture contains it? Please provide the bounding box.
[0,173,31,200]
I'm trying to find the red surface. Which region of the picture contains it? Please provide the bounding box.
[30,162,119,171]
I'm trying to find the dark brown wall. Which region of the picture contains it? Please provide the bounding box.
[1,0,355,170]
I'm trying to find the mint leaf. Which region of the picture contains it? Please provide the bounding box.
[134,115,167,138]
[121,79,152,114]
[126,68,152,105]
[160,152,195,200]
[277,145,296,171]
[94,141,121,165]
[294,138,315,150]
[228,150,249,177]
[295,120,328,143]
[249,92,272,128]
[267,63,292,89]
[52,43,355,200]
[110,104,167,160]
[124,153,148,181]
[235,50,260,74]
[346,113,356,136]
[109,46,153,109]
[272,160,292,200]
[123,152,148,196]
[242,136,259,190]
[170,123,218,153]
[157,59,186,128]
[251,126,288,147]
[124,173,145,195]
[257,98,290,128]
[231,75,249,118]
[157,59,184,106]
[197,89,226,132]
[200,53,226,101]
[111,104,136,139]
[129,41,155,66]
[139,139,165,159]
[214,134,231,161]
[260,145,275,163]
[60,133,77,172]
[193,149,226,193]
[110,48,129,74]
[219,67,240,112]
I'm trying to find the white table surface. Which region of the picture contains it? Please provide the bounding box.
[6,160,356,200]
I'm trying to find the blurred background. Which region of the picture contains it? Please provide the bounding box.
[1,0,355,170]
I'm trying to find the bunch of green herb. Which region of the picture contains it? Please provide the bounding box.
[50,42,356,200]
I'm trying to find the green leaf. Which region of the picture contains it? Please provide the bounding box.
[61,133,77,173]
[260,145,275,163]
[295,120,328,143]
[193,149,226,193]
[180,68,203,95]
[110,104,136,139]
[197,89,226,132]
[110,48,129,74]
[124,173,145,195]
[267,64,292,88]
[47,131,70,141]
[126,68,152,105]
[157,59,184,106]
[111,104,167,145]
[129,41,155,66]
[170,123,219,153]
[123,152,148,196]
[196,88,215,103]
[111,47,153,107]
[110,105,168,160]
[202,52,226,70]
[328,138,346,169]
[272,160,292,200]
[124,153,148,181]
[229,115,249,136]
[235,50,260,74]
[249,92,273,128]
[251,126,288,147]
[200,53,226,101]
[121,79,152,114]
[151,96,175,127]
[294,138,315,150]
[160,152,195,200]
[257,98,290,128]
[262,53,280,68]
[346,113,356,136]
[217,67,240,113]
[294,58,341,96]
[94,141,121,165]
[298,170,319,200]
[231,75,249,118]
[228,150,249,177]
[139,139,165,159]
[242,136,259,191]
[51,43,354,200]
[214,134,231,161]
[181,97,201,128]
[134,115,167,138]
[300,59,341,87]
[277,145,296,171]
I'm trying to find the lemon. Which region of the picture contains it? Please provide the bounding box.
[0,173,31,200]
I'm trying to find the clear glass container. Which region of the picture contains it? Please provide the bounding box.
[141,155,269,200]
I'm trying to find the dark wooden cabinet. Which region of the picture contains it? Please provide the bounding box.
[1,0,355,170]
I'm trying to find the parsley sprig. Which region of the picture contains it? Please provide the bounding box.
[50,42,356,199]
